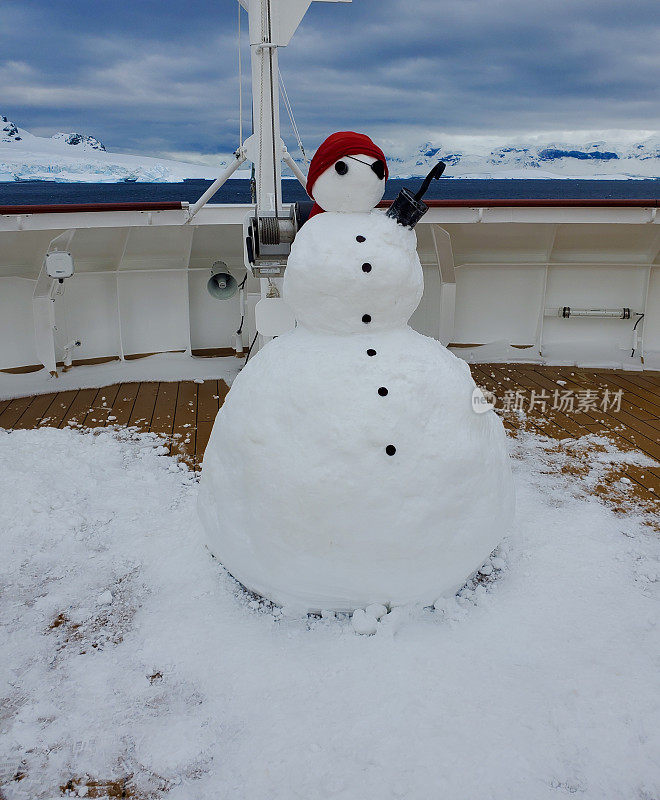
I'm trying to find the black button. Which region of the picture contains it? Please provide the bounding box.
[356,235,366,242]
[378,387,388,396]
[362,262,372,273]
[335,160,348,175]
[362,314,371,324]
[386,445,396,456]
[367,349,377,356]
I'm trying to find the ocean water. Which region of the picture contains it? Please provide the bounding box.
[0,178,659,206]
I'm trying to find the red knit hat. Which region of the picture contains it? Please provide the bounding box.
[306,131,388,217]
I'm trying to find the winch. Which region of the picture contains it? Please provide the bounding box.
[243,204,306,278]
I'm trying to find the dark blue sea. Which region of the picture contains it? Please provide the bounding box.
[0,178,659,205]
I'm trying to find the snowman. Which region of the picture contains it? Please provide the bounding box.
[198,131,515,614]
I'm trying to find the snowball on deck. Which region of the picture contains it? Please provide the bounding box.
[1,425,659,799]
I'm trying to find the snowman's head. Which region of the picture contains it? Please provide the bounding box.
[311,154,386,213]
[306,131,389,214]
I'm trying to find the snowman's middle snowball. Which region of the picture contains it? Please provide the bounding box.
[284,211,423,334]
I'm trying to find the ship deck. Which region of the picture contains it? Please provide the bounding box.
[1,365,659,510]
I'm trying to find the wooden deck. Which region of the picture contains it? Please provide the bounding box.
[0,378,229,470]
[1,365,659,509]
[473,364,660,509]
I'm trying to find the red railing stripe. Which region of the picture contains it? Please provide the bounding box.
[1,198,657,215]
[0,201,186,214]
[377,198,659,208]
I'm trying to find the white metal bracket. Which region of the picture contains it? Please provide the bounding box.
[32,229,77,376]
[187,149,248,221]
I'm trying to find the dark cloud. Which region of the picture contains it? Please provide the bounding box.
[1,0,658,160]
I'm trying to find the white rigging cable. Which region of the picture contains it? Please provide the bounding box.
[278,68,308,165]
[237,0,243,145]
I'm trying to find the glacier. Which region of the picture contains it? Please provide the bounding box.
[388,132,660,179]
[1,114,659,182]
[0,115,228,183]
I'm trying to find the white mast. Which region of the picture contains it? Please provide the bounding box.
[244,0,282,218]
[189,0,348,226]
[241,0,348,217]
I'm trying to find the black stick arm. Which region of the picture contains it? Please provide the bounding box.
[414,162,446,202]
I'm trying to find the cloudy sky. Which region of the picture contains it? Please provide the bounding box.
[1,0,658,163]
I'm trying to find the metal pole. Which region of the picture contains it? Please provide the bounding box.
[282,150,308,190]
[187,152,247,221]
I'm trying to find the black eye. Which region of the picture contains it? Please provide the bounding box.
[371,160,385,180]
[335,160,348,175]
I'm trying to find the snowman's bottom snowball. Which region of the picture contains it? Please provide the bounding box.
[198,327,515,612]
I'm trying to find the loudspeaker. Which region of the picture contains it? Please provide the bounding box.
[207,262,238,300]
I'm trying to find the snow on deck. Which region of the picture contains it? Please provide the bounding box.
[0,415,659,798]
[3,363,658,498]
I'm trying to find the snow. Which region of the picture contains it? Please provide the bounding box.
[386,130,660,179]
[448,340,650,371]
[0,115,247,183]
[1,424,659,798]
[96,590,113,606]
[199,208,513,611]
[365,602,388,620]
[350,609,379,635]
[0,352,242,403]
[2,114,659,182]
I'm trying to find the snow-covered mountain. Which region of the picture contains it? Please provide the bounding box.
[387,133,660,179]
[1,115,22,143]
[50,132,106,151]
[1,114,659,182]
[0,115,220,183]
